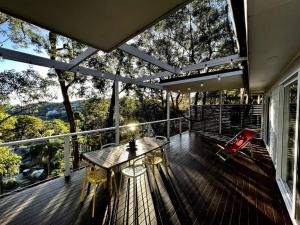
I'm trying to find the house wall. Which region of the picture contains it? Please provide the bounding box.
[263,55,300,224]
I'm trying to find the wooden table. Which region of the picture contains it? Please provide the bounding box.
[82,137,169,222]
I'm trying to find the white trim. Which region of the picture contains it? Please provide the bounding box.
[160,70,243,86]
[181,54,246,72]
[0,47,163,90]
[136,71,172,81]
[66,47,98,71]
[118,44,177,73]
[114,81,120,144]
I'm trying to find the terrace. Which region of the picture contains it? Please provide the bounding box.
[0,0,300,225]
[0,132,291,225]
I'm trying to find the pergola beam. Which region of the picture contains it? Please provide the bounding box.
[135,71,172,81]
[182,54,247,72]
[118,43,178,73]
[0,47,162,90]
[65,47,98,71]
[160,69,243,86]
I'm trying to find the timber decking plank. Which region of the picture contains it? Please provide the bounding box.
[0,132,292,225]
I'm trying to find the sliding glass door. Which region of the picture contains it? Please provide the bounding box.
[282,80,298,195]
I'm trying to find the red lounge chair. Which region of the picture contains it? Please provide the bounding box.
[216,129,257,162]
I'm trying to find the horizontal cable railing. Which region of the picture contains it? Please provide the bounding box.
[0,117,187,188]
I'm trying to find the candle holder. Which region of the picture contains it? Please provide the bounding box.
[126,123,138,152]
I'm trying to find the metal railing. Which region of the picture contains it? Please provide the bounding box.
[0,117,187,179]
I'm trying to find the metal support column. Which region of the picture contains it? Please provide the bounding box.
[219,91,222,134]
[64,136,71,178]
[188,93,191,132]
[166,91,170,138]
[115,80,120,144]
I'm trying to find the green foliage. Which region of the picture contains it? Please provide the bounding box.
[0,146,21,177]
[0,110,16,142]
[43,119,69,136]
[0,69,55,104]
[81,98,110,130]
[14,115,44,139]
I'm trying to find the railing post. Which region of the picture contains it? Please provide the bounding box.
[179,118,182,135]
[147,124,151,137]
[115,80,120,144]
[166,91,170,138]
[64,136,71,179]
[219,91,222,134]
[188,93,191,132]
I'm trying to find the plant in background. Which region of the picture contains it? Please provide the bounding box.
[0,146,21,194]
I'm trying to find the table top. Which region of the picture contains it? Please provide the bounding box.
[82,137,169,170]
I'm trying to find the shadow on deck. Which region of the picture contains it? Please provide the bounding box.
[0,132,292,225]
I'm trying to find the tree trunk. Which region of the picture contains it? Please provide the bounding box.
[58,77,79,169]
[107,81,116,128]
[49,32,79,169]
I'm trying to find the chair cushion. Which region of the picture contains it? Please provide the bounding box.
[226,129,256,153]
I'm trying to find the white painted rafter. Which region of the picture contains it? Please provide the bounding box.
[65,47,98,71]
[135,71,172,81]
[182,54,247,72]
[0,47,162,90]
[118,43,178,73]
[160,70,243,86]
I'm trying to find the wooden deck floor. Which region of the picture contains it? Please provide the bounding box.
[0,132,292,225]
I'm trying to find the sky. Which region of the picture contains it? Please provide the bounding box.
[0,23,81,105]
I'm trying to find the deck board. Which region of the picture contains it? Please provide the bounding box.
[0,132,292,225]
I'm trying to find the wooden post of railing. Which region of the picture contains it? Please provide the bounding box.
[219,91,222,134]
[115,80,120,144]
[166,91,170,138]
[179,118,182,135]
[64,136,71,179]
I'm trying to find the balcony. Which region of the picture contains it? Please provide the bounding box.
[0,130,292,225]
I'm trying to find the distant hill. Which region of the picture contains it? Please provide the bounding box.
[9,100,84,121]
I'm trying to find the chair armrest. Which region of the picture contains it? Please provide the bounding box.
[217,144,225,150]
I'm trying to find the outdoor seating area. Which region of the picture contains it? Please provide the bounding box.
[0,0,300,224]
[0,132,292,225]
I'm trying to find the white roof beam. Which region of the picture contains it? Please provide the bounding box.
[118,43,178,73]
[182,54,247,72]
[161,70,243,86]
[65,47,98,71]
[0,47,162,90]
[136,71,172,82]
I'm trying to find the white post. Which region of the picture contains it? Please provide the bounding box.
[115,80,120,144]
[166,91,170,138]
[147,124,151,137]
[219,91,222,134]
[179,118,182,135]
[64,136,71,178]
[188,93,191,132]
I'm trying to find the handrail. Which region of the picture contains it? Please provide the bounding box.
[0,117,184,147]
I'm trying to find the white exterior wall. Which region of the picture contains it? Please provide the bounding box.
[263,55,300,225]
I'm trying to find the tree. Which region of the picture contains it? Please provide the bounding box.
[0,108,17,142]
[1,13,88,168]
[0,69,53,104]
[14,115,44,139]
[0,146,21,194]
[133,0,236,101]
[43,119,69,136]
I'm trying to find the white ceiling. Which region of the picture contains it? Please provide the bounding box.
[0,0,189,52]
[161,70,244,93]
[248,0,300,91]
